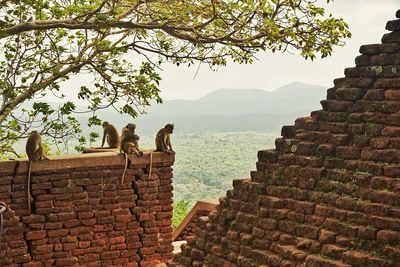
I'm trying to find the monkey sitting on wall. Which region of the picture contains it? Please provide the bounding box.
[121,123,136,144]
[120,123,143,157]
[121,133,143,157]
[101,121,119,148]
[120,123,143,184]
[155,123,175,154]
[25,131,49,212]
[120,123,133,154]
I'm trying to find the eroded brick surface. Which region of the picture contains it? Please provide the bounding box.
[175,210,212,242]
[170,10,400,267]
[0,152,174,266]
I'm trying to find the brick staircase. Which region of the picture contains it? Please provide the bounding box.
[169,9,400,267]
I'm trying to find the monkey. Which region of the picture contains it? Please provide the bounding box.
[120,123,136,154]
[25,131,48,212]
[155,123,175,154]
[151,124,174,180]
[101,121,119,148]
[120,125,143,184]
[121,134,142,157]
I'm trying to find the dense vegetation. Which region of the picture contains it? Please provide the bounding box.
[172,200,189,230]
[141,131,276,207]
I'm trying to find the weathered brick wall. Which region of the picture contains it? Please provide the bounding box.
[175,210,212,242]
[171,9,400,267]
[173,200,218,242]
[0,151,174,266]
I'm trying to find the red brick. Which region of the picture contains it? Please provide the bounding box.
[101,251,120,260]
[45,222,63,230]
[31,244,54,255]
[81,218,97,226]
[26,230,46,240]
[63,219,79,228]
[139,213,155,222]
[77,241,91,249]
[377,230,400,244]
[48,229,69,238]
[6,247,28,257]
[110,236,125,244]
[139,247,155,256]
[78,211,94,219]
[115,214,133,223]
[22,215,45,224]
[55,257,78,266]
[78,253,99,263]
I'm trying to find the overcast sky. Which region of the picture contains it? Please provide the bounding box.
[156,1,399,100]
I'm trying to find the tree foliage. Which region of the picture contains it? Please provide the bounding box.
[172,199,189,230]
[0,0,351,156]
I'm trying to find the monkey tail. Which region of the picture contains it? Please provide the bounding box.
[121,153,128,185]
[27,161,32,213]
[148,151,153,179]
[12,160,19,180]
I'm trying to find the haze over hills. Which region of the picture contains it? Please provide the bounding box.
[15,81,327,145]
[71,81,328,135]
[30,81,329,137]
[129,81,327,134]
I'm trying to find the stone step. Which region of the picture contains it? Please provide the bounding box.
[320,100,353,112]
[386,19,400,32]
[295,130,334,143]
[249,248,279,265]
[232,179,265,203]
[305,254,350,267]
[311,110,348,123]
[274,137,293,152]
[359,43,400,55]
[281,125,296,138]
[315,178,358,196]
[260,185,400,234]
[352,188,400,210]
[384,245,400,261]
[250,170,268,183]
[342,249,392,266]
[295,237,321,253]
[168,253,192,266]
[179,243,193,257]
[321,244,347,259]
[274,244,309,261]
[333,77,375,89]
[291,141,319,156]
[265,185,310,201]
[293,155,324,168]
[295,117,318,131]
[257,149,279,163]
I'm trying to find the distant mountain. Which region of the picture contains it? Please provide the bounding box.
[125,81,328,134]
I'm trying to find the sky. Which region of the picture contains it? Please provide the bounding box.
[155,0,399,100]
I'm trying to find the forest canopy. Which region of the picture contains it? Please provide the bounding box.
[0,0,351,156]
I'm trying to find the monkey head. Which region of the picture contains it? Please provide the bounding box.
[165,124,174,134]
[126,123,136,132]
[102,121,109,128]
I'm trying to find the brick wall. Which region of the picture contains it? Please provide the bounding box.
[0,151,174,266]
[171,9,400,267]
[173,200,218,242]
[174,210,211,242]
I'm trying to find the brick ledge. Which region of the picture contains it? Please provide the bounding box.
[0,150,174,174]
